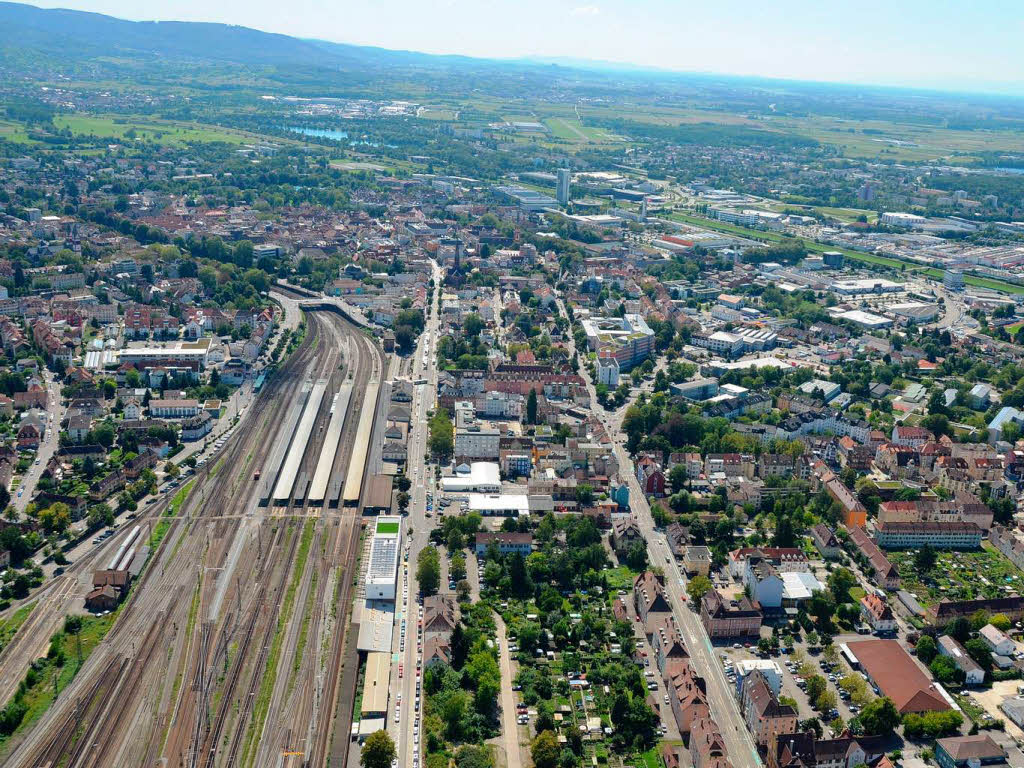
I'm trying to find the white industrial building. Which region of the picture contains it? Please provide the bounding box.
[887,302,940,323]
[467,493,531,517]
[833,309,893,329]
[365,515,402,601]
[881,212,927,228]
[830,278,904,295]
[441,462,501,493]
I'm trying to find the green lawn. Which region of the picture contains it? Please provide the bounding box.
[639,746,662,768]
[376,520,400,534]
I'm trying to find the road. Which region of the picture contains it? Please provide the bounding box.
[14,370,64,513]
[557,297,762,766]
[393,259,445,768]
[494,613,525,768]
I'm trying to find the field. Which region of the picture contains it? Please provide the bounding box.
[0,120,33,144]
[545,117,622,145]
[376,520,400,534]
[52,115,251,145]
[888,544,1024,609]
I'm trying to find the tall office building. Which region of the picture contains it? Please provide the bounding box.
[556,168,571,204]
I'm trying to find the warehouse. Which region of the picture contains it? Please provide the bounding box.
[361,652,392,719]
[363,475,394,514]
[847,639,952,714]
[833,309,893,329]
[467,493,531,517]
[365,515,402,601]
[441,462,502,493]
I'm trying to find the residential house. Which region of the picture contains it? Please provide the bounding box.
[938,635,985,685]
[846,525,900,590]
[684,546,712,576]
[634,571,671,626]
[474,532,533,557]
[980,624,1016,657]
[860,593,897,633]
[700,590,762,639]
[611,516,643,557]
[739,669,797,749]
[809,523,841,559]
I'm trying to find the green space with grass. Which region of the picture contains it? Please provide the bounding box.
[0,603,35,652]
[376,519,400,534]
[53,114,251,145]
[0,612,117,754]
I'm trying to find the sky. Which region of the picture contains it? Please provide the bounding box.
[29,0,1024,94]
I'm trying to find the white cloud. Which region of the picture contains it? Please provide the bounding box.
[570,5,600,16]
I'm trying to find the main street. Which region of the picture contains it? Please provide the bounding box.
[14,369,64,513]
[392,259,445,768]
[556,298,762,767]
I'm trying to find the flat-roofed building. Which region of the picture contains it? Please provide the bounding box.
[361,651,392,718]
[581,314,655,371]
[467,493,530,517]
[366,515,402,601]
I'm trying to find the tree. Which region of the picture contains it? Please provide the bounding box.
[965,638,993,671]
[915,634,938,663]
[165,461,180,479]
[814,689,837,713]
[913,544,938,575]
[361,730,396,768]
[859,697,901,735]
[827,568,857,603]
[947,617,971,643]
[429,410,454,462]
[450,622,470,670]
[527,389,538,425]
[687,574,712,603]
[921,413,951,439]
[417,548,441,596]
[450,553,467,583]
[456,746,492,768]
[39,503,71,535]
[625,541,648,571]
[990,613,1012,631]
[463,314,485,337]
[806,675,827,703]
[929,655,961,684]
[531,731,560,768]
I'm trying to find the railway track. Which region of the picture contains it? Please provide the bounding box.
[4,304,387,768]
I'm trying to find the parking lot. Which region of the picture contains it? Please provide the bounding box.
[718,632,873,734]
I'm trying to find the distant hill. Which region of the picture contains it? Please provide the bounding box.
[0,1,436,69]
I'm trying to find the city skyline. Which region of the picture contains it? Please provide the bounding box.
[27,0,1024,95]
